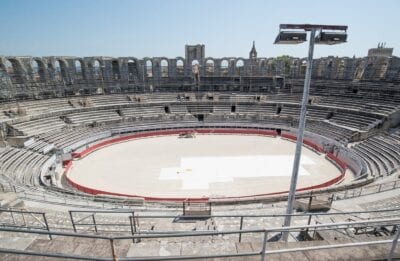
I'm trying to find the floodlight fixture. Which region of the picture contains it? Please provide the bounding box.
[315,31,347,45]
[274,31,307,44]
[274,23,348,242]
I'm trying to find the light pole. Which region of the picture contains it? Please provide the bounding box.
[274,24,348,241]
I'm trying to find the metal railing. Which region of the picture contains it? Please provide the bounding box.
[334,179,400,200]
[0,208,51,239]
[62,208,400,243]
[2,171,398,211]
[0,218,398,260]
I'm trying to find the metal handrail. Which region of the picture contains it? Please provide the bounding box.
[0,218,398,260]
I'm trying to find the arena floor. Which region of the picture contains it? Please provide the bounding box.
[67,134,343,199]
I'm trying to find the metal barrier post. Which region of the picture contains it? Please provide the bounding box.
[260,231,269,261]
[69,211,77,232]
[306,214,313,234]
[92,214,98,233]
[21,212,27,227]
[129,216,134,244]
[42,214,52,240]
[239,216,244,242]
[388,225,400,261]
[10,211,16,225]
[109,238,117,261]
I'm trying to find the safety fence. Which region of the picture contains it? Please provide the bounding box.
[0,218,398,260]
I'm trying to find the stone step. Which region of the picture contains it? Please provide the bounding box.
[0,192,24,208]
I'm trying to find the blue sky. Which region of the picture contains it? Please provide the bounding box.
[0,0,398,58]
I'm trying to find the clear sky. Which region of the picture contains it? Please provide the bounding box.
[0,0,398,59]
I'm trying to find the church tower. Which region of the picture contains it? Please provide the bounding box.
[249,41,257,60]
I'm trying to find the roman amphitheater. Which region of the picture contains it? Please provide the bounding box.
[0,43,399,260]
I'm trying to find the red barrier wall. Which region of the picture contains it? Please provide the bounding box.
[65,128,346,202]
[72,128,278,159]
[281,133,325,153]
[326,152,347,174]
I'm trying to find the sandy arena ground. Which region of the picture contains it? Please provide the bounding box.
[68,134,342,198]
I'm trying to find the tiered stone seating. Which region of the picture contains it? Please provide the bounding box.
[121,106,165,119]
[25,139,54,154]
[328,112,382,130]
[352,131,400,177]
[169,104,189,114]
[9,117,67,136]
[65,110,121,125]
[0,148,51,186]
[146,93,183,103]
[212,104,232,114]
[37,127,110,152]
[13,98,72,115]
[316,96,398,115]
[305,121,355,143]
[90,94,133,107]
[108,117,199,134]
[236,104,276,116]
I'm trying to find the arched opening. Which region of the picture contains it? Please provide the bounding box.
[161,59,168,77]
[93,60,102,80]
[54,60,62,81]
[75,60,85,80]
[56,60,68,82]
[221,60,229,75]
[112,60,120,80]
[205,59,214,74]
[31,60,45,82]
[192,60,200,76]
[145,60,153,77]
[236,60,244,68]
[127,59,138,82]
[236,60,244,75]
[4,59,24,84]
[191,60,200,76]
[4,60,13,74]
[176,60,184,75]
[259,59,266,68]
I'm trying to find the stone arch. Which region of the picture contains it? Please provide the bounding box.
[220,59,229,76]
[111,60,120,80]
[176,58,184,76]
[74,59,85,80]
[235,58,245,74]
[191,60,200,75]
[160,59,168,77]
[54,59,68,82]
[336,59,346,78]
[91,59,103,80]
[5,58,25,84]
[31,58,46,82]
[221,59,229,68]
[205,58,215,75]
[127,59,139,82]
[259,59,267,68]
[145,59,153,77]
